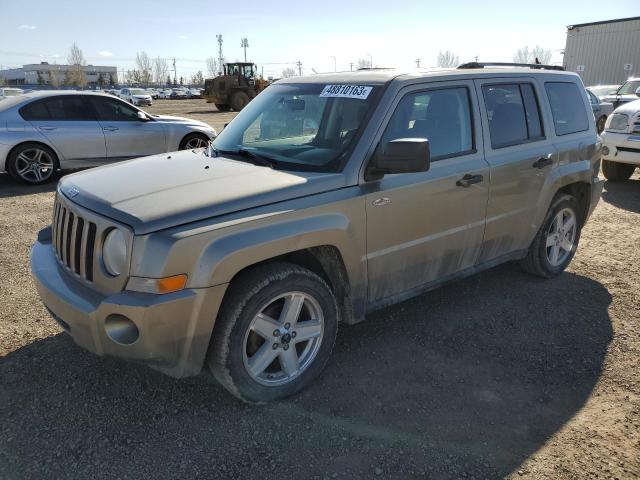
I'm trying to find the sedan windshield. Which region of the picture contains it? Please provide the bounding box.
[130,89,146,95]
[617,80,640,95]
[212,83,379,172]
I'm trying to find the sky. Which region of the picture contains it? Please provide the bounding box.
[1,0,639,80]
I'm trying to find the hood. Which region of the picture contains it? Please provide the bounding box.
[151,114,212,129]
[133,94,151,99]
[59,150,346,234]
[612,98,640,115]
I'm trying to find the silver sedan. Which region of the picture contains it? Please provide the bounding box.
[0,91,216,184]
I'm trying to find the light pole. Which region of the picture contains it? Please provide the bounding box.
[415,58,421,68]
[241,38,249,62]
[330,55,336,72]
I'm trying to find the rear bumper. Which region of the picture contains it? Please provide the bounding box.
[601,131,640,166]
[30,228,228,378]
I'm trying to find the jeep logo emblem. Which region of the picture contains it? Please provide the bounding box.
[67,187,80,198]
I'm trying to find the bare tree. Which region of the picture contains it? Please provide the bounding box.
[153,56,169,85]
[125,69,142,84]
[66,42,87,88]
[513,45,552,64]
[135,52,153,86]
[191,70,204,86]
[356,58,371,69]
[281,67,296,78]
[206,57,218,78]
[437,50,459,68]
[48,68,60,88]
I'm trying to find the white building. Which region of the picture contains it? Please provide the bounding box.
[0,62,117,87]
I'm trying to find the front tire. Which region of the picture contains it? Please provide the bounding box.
[230,91,250,111]
[602,159,635,181]
[7,142,58,185]
[520,194,581,278]
[596,115,607,133]
[179,133,210,150]
[207,262,338,403]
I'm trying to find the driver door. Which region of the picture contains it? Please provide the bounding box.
[365,81,489,304]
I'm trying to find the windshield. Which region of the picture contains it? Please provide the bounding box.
[129,89,146,95]
[3,89,22,97]
[212,83,379,172]
[617,80,640,95]
[589,86,618,97]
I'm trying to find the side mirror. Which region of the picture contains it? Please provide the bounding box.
[137,111,149,121]
[366,138,430,181]
[635,86,640,97]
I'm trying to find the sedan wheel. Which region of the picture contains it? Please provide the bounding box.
[10,146,56,184]
[183,135,209,149]
[243,292,325,386]
[545,207,577,267]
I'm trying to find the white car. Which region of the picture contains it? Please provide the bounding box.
[118,88,153,106]
[600,99,640,181]
[0,87,24,100]
[157,89,173,99]
[587,84,619,101]
[603,78,640,109]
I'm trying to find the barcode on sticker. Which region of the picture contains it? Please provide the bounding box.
[320,85,373,99]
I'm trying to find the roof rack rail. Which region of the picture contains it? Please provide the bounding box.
[457,62,565,71]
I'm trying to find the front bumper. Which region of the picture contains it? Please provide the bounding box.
[30,228,228,378]
[601,131,640,166]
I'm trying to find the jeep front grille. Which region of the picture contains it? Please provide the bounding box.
[52,197,98,282]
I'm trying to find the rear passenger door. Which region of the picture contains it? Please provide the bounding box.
[474,78,556,263]
[20,95,106,166]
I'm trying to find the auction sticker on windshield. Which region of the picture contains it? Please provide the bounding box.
[320,85,373,99]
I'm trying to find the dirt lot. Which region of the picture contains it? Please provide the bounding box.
[1,99,639,479]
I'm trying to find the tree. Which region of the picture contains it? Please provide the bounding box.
[179,76,184,86]
[206,57,218,78]
[513,45,552,64]
[166,75,172,87]
[153,57,169,85]
[36,71,45,85]
[437,50,459,68]
[135,51,153,86]
[191,70,204,86]
[109,73,116,86]
[66,42,87,88]
[356,58,371,69]
[281,67,296,78]
[125,69,143,84]
[48,68,61,88]
[97,73,105,88]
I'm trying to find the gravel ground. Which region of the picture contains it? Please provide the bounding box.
[1,100,639,479]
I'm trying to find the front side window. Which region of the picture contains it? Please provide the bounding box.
[212,83,379,171]
[617,80,640,95]
[545,82,589,136]
[482,83,544,149]
[381,87,473,159]
[90,96,140,121]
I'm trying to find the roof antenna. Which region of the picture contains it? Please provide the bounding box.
[535,57,541,65]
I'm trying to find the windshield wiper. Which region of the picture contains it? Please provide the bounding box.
[216,148,278,168]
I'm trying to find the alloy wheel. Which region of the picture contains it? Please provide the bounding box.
[184,136,208,149]
[545,207,577,266]
[14,148,55,183]
[242,292,324,386]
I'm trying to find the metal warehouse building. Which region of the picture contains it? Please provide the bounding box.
[564,16,640,86]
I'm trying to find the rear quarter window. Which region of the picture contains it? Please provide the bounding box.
[19,100,51,121]
[545,82,589,136]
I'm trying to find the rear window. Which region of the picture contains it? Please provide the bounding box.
[545,82,589,136]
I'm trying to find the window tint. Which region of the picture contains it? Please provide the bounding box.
[20,96,94,121]
[586,90,599,105]
[90,96,140,121]
[545,82,589,136]
[482,83,544,148]
[381,87,473,159]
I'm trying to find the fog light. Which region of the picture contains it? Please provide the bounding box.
[105,314,139,345]
[602,146,610,156]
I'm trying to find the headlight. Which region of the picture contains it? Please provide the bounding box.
[102,228,128,276]
[606,113,629,131]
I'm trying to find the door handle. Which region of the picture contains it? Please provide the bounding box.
[533,156,553,169]
[103,126,119,132]
[38,126,57,131]
[456,174,483,188]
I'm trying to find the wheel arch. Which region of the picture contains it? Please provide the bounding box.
[557,181,591,225]
[6,140,61,171]
[178,131,211,150]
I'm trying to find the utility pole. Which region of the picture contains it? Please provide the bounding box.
[296,61,302,76]
[217,35,224,75]
[241,38,249,62]
[415,58,421,68]
[172,58,177,85]
[349,62,354,71]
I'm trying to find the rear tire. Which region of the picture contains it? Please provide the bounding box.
[596,115,607,133]
[207,262,338,403]
[215,103,231,112]
[230,91,250,111]
[520,194,581,278]
[602,160,635,181]
[7,142,58,185]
